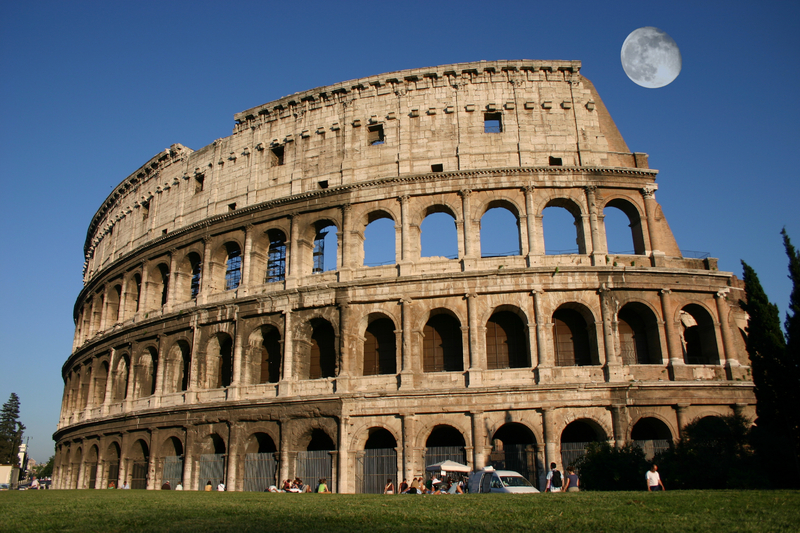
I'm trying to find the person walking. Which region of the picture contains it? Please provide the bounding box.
[564,466,580,492]
[545,462,563,492]
[646,464,665,491]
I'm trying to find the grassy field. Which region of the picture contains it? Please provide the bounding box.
[1,490,798,533]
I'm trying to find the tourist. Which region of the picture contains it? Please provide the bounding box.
[564,466,580,492]
[205,480,213,492]
[175,483,183,491]
[122,481,130,489]
[646,464,665,491]
[399,479,408,493]
[217,481,225,491]
[384,479,395,494]
[161,480,171,490]
[545,463,562,492]
[107,481,116,489]
[317,478,330,493]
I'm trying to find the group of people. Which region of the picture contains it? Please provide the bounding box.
[393,476,465,495]
[543,462,666,492]
[204,480,225,491]
[265,478,330,493]
[160,481,183,490]
[107,480,130,489]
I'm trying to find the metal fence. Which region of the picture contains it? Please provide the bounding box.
[243,453,278,492]
[356,448,397,494]
[107,462,119,488]
[131,461,148,489]
[297,450,333,492]
[85,462,97,489]
[162,456,183,488]
[632,439,672,461]
[560,442,593,469]
[197,454,226,490]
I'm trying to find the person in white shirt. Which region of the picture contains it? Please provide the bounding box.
[175,483,183,491]
[217,482,225,491]
[646,464,665,491]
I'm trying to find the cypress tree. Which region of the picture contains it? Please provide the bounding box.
[781,229,800,452]
[0,393,25,466]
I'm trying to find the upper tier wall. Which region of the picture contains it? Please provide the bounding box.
[83,60,643,284]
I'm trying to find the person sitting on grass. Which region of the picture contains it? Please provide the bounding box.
[317,478,330,493]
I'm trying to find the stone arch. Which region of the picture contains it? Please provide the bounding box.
[419,204,459,259]
[246,323,283,385]
[106,283,122,326]
[176,249,203,302]
[421,309,464,373]
[105,441,121,488]
[423,424,468,468]
[145,260,171,311]
[93,359,110,406]
[349,422,401,452]
[361,313,398,376]
[111,353,130,401]
[244,431,278,455]
[552,302,600,366]
[618,302,663,365]
[297,426,337,452]
[478,198,522,258]
[72,446,83,489]
[164,339,192,394]
[484,305,530,369]
[602,196,647,255]
[121,269,143,319]
[361,211,397,267]
[202,332,234,389]
[679,303,720,364]
[295,317,337,380]
[128,438,150,489]
[490,422,541,486]
[133,345,158,398]
[540,196,587,255]
[560,418,608,469]
[85,444,100,489]
[630,416,675,442]
[309,219,339,274]
[264,228,288,283]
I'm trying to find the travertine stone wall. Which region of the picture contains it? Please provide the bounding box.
[55,61,754,493]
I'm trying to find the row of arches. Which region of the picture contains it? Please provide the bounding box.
[54,415,679,492]
[77,190,655,346]
[62,298,725,418]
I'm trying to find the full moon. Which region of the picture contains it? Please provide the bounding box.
[621,27,682,88]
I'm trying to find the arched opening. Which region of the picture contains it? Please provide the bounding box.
[106,442,120,489]
[363,316,397,376]
[542,199,585,255]
[177,252,202,302]
[78,366,91,409]
[161,436,184,489]
[112,355,129,401]
[133,273,142,313]
[107,285,122,325]
[425,425,467,469]
[224,242,242,290]
[308,319,336,380]
[423,313,463,372]
[198,434,226,491]
[129,440,149,489]
[158,263,170,307]
[618,303,662,365]
[165,340,191,393]
[490,423,540,488]
[134,347,158,398]
[265,229,287,283]
[553,307,595,366]
[71,447,83,489]
[298,428,336,492]
[312,221,338,273]
[560,420,606,468]
[486,310,529,369]
[85,445,99,489]
[420,210,458,259]
[630,417,673,460]
[480,205,521,257]
[243,432,278,492]
[93,361,109,406]
[680,304,720,365]
[363,214,396,266]
[603,199,646,255]
[258,326,282,384]
[359,428,398,494]
[204,334,233,389]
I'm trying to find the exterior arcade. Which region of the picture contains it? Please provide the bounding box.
[54,60,754,492]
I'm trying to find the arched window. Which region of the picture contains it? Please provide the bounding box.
[308,319,336,379]
[313,222,338,273]
[266,230,287,283]
[480,206,520,257]
[112,356,129,401]
[603,199,646,255]
[93,361,109,405]
[158,263,170,306]
[133,273,142,312]
[189,253,202,299]
[420,210,458,259]
[363,215,396,266]
[135,347,158,398]
[218,337,233,387]
[486,311,528,369]
[542,200,585,254]
[165,341,191,393]
[203,333,233,389]
[224,243,242,290]
[680,304,720,365]
[618,303,662,364]
[259,327,282,384]
[553,308,593,366]
[423,314,463,372]
[363,317,396,375]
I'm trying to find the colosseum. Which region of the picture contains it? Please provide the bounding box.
[53,59,755,492]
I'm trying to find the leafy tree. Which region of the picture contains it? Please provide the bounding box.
[572,441,649,491]
[36,455,54,478]
[0,393,25,466]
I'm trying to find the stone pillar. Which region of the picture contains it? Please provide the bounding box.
[226,422,240,491]
[101,349,116,415]
[286,213,301,285]
[147,429,159,490]
[715,290,736,376]
[659,289,684,379]
[459,189,474,268]
[118,275,129,323]
[230,308,243,400]
[401,414,417,481]
[398,297,416,390]
[337,415,349,493]
[523,185,538,264]
[240,224,254,291]
[187,322,202,400]
[585,186,606,265]
[642,186,664,264]
[279,419,291,484]
[182,427,194,490]
[199,237,213,304]
[610,406,628,447]
[675,404,690,439]
[99,286,110,332]
[599,285,623,381]
[340,204,353,281]
[336,300,353,392]
[124,342,136,411]
[471,411,487,471]
[532,289,552,383]
[166,249,179,311]
[153,335,166,407]
[542,408,557,469]
[398,195,412,275]
[466,293,483,387]
[85,363,97,413]
[278,309,294,397]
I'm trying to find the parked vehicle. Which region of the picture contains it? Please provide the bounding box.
[468,467,540,494]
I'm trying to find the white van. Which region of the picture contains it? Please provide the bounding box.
[468,467,540,494]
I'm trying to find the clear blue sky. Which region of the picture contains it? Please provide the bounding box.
[1,0,798,463]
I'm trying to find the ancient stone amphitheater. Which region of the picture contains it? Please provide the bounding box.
[53,60,754,492]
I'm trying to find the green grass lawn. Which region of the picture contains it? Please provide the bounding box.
[1,490,798,533]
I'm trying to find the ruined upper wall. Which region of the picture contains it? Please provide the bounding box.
[83,60,648,283]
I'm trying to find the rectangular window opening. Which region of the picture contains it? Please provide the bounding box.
[141,201,150,220]
[549,156,563,166]
[431,164,444,173]
[194,175,204,193]
[367,124,385,145]
[484,112,502,133]
[318,180,329,189]
[271,145,285,166]
[228,203,237,211]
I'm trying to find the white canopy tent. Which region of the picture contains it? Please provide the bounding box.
[425,460,470,473]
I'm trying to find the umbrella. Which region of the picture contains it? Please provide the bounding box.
[425,460,470,473]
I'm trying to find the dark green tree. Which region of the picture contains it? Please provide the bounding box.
[781,229,800,458]
[572,441,649,491]
[0,393,25,466]
[37,455,54,478]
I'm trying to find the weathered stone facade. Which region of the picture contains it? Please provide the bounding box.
[54,60,754,492]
